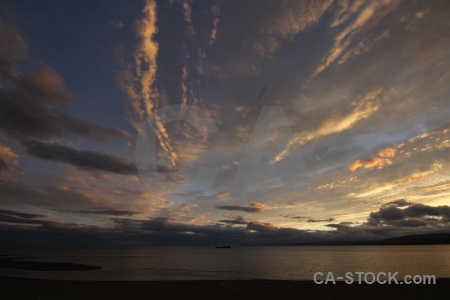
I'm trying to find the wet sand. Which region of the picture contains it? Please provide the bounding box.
[0,277,449,300]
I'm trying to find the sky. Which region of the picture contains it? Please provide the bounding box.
[1,0,450,247]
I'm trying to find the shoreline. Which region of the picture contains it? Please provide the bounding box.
[1,276,450,300]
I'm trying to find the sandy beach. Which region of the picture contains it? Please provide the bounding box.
[1,277,449,300]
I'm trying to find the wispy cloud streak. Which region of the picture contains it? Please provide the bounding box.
[209,2,220,45]
[124,0,177,166]
[182,0,196,39]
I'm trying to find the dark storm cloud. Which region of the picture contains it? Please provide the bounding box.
[325,223,346,230]
[406,204,450,218]
[0,209,44,219]
[326,222,355,230]
[0,18,133,180]
[307,218,335,223]
[0,158,7,170]
[0,178,112,211]
[216,203,265,213]
[368,202,450,227]
[281,215,310,220]
[218,216,248,225]
[246,221,277,232]
[0,15,136,183]
[0,212,76,229]
[370,206,405,221]
[383,199,412,207]
[0,67,131,142]
[67,208,138,217]
[141,217,199,232]
[218,216,277,232]
[281,215,334,222]
[22,140,137,175]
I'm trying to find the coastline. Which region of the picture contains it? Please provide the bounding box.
[0,257,101,271]
[1,277,449,300]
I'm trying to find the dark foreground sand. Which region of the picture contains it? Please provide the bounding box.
[1,277,449,300]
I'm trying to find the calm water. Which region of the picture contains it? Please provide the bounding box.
[1,245,450,281]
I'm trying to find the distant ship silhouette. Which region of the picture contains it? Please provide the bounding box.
[215,245,231,248]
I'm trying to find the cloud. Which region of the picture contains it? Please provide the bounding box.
[0,66,130,141]
[218,216,276,232]
[378,147,397,158]
[400,169,435,184]
[338,30,391,65]
[306,98,380,140]
[313,0,402,77]
[0,142,19,177]
[330,1,365,28]
[1,201,450,247]
[0,210,75,229]
[0,158,7,170]
[200,0,331,80]
[307,218,335,223]
[113,216,199,233]
[209,2,220,45]
[66,208,138,217]
[281,215,334,223]
[216,203,266,213]
[134,0,159,120]
[1,0,450,248]
[348,156,393,171]
[182,0,196,38]
[247,221,277,232]
[325,221,355,230]
[0,18,131,144]
[383,199,412,207]
[348,147,397,171]
[110,19,124,29]
[120,0,178,168]
[273,89,382,163]
[22,140,137,175]
[282,215,310,220]
[0,209,44,219]
[252,0,332,57]
[368,202,450,227]
[0,176,145,213]
[218,216,249,225]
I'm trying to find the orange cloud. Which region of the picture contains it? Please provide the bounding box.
[247,221,277,232]
[378,147,396,158]
[348,157,393,171]
[400,172,430,184]
[348,147,396,171]
[399,161,442,184]
[250,203,266,212]
[0,144,20,177]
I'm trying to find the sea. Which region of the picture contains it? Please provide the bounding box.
[1,245,450,281]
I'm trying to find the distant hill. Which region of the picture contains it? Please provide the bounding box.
[285,233,450,246]
[379,233,450,245]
